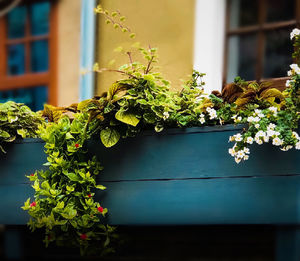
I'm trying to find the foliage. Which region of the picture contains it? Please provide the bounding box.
[0,101,43,152]
[19,6,300,256]
[22,114,117,256]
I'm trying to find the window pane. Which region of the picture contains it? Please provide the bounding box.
[229,0,258,29]
[30,1,50,36]
[263,29,293,79]
[266,0,295,23]
[0,86,48,111]
[227,34,257,82]
[31,40,49,72]
[7,6,26,39]
[7,44,25,75]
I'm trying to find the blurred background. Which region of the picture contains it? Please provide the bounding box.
[0,0,296,111]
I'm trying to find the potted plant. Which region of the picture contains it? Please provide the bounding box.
[0,6,299,257]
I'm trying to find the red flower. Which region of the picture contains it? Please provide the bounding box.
[30,173,34,176]
[75,143,80,148]
[97,206,104,213]
[80,234,87,240]
[87,194,92,198]
[30,201,36,207]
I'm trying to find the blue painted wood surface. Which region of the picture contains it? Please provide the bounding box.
[0,125,299,226]
[89,125,300,181]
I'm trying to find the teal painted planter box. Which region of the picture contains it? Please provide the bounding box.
[0,125,300,226]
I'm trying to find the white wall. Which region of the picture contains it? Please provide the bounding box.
[193,0,226,93]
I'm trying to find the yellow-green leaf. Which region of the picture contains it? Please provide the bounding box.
[96,184,106,190]
[115,110,140,127]
[100,128,120,148]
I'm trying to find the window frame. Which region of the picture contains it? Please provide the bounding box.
[223,0,300,90]
[0,0,58,105]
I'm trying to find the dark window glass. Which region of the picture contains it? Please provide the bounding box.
[263,29,293,78]
[229,0,258,29]
[7,44,25,75]
[227,34,257,82]
[266,0,295,23]
[30,2,50,35]
[31,40,49,72]
[0,86,48,111]
[7,6,26,39]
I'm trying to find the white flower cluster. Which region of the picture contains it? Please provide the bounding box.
[287,64,300,76]
[206,107,217,120]
[199,113,205,124]
[231,115,242,123]
[162,111,169,120]
[228,144,250,164]
[290,28,300,40]
[228,122,300,164]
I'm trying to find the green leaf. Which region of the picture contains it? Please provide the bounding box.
[0,130,10,138]
[64,172,81,182]
[61,208,77,219]
[115,110,140,127]
[100,128,120,148]
[96,184,106,190]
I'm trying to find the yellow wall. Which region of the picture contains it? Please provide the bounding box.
[57,0,81,106]
[96,0,195,94]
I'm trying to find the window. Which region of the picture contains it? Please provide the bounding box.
[0,0,57,111]
[224,0,300,89]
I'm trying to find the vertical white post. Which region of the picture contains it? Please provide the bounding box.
[193,0,226,93]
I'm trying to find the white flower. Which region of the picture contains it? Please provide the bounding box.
[247,116,260,123]
[235,157,242,164]
[268,107,278,114]
[255,137,263,145]
[255,131,265,138]
[246,137,254,144]
[272,137,283,146]
[292,131,299,139]
[229,136,235,142]
[267,123,276,130]
[254,109,262,115]
[199,117,205,124]
[266,129,276,137]
[234,133,243,142]
[236,150,245,159]
[280,145,293,151]
[286,80,292,87]
[255,124,260,129]
[288,70,293,76]
[247,116,253,123]
[228,148,236,156]
[290,64,300,74]
[243,155,249,161]
[263,135,269,143]
[295,141,300,150]
[243,147,250,154]
[290,28,300,40]
[206,107,212,112]
[208,108,217,120]
[258,113,264,118]
[163,111,169,120]
[232,115,242,123]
